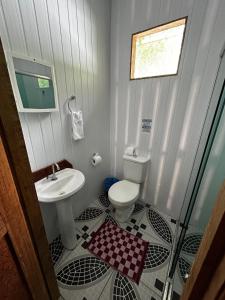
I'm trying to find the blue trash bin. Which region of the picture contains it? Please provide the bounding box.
[103,177,119,192]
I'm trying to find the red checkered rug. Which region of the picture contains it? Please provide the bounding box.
[86,221,149,284]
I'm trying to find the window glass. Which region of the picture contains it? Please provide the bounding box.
[130,18,187,79]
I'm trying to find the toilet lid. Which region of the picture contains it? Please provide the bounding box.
[108,180,139,205]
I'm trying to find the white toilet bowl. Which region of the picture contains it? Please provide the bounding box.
[108,151,150,222]
[108,180,140,222]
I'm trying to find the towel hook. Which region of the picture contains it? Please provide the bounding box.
[68,95,76,113]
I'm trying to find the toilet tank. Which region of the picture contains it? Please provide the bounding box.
[123,154,150,184]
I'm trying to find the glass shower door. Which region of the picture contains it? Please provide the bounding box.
[169,53,225,298]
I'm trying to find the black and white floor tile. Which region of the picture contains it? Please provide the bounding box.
[74,207,105,232]
[177,256,192,282]
[49,196,179,299]
[56,240,113,299]
[125,204,177,247]
[57,255,110,288]
[132,200,146,216]
[49,195,112,268]
[140,232,171,296]
[144,244,170,271]
[99,270,161,300]
[181,233,202,256]
[98,193,112,208]
[89,193,112,211]
[147,208,173,244]
[172,225,203,297]
[49,235,65,266]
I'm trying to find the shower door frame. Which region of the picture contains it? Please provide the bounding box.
[181,180,225,299]
[169,46,225,299]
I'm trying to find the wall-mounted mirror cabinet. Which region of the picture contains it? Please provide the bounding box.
[6,53,59,113]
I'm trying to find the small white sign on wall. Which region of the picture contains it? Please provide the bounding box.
[142,119,152,132]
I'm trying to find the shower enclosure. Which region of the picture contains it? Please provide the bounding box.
[166,48,225,299]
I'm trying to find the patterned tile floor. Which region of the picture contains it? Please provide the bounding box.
[50,194,178,300]
[172,225,203,298]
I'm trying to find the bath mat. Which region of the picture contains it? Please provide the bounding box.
[86,221,149,284]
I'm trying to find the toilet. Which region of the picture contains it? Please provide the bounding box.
[108,153,150,222]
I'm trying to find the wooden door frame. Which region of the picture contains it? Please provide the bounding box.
[0,40,59,299]
[0,137,49,299]
[181,180,225,299]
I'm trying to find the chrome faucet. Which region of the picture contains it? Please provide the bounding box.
[47,163,60,181]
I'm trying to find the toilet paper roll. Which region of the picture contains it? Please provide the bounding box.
[91,153,102,166]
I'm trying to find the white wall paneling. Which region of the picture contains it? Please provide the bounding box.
[110,0,225,220]
[1,0,225,238]
[0,0,111,242]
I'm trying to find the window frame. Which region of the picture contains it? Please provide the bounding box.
[130,16,188,80]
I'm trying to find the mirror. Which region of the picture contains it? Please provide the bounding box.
[6,53,59,113]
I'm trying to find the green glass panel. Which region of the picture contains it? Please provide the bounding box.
[15,72,55,109]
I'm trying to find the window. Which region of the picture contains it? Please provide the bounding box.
[38,78,50,88]
[130,17,187,80]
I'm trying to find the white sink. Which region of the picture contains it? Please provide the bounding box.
[35,168,85,203]
[35,168,85,250]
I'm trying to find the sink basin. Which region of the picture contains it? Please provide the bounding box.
[35,168,85,250]
[35,168,85,203]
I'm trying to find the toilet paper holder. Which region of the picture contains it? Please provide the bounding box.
[91,153,102,166]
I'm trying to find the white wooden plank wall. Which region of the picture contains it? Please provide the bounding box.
[0,0,111,241]
[2,0,225,230]
[110,0,225,219]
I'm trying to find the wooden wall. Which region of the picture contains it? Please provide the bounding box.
[110,0,225,219]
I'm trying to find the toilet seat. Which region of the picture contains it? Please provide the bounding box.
[108,180,140,207]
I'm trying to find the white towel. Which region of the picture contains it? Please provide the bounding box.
[71,110,84,140]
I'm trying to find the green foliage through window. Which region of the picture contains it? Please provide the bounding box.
[38,78,50,88]
[131,18,187,79]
